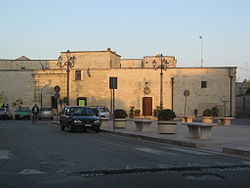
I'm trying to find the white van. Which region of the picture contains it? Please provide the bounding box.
[89,106,110,120]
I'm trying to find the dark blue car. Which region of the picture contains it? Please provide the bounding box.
[59,106,101,132]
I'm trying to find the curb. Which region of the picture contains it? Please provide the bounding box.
[223,147,250,158]
[101,129,204,148]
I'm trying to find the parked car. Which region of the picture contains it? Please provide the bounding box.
[15,107,31,120]
[0,107,12,120]
[89,106,110,120]
[59,106,101,132]
[38,108,54,120]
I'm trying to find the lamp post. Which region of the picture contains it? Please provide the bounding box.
[171,77,174,111]
[152,54,169,110]
[199,36,203,67]
[57,50,76,105]
[228,67,233,117]
[40,84,49,108]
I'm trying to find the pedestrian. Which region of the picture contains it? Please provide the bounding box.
[31,104,39,121]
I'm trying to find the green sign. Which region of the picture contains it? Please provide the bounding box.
[79,100,85,107]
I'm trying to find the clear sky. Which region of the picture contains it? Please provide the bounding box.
[0,0,249,81]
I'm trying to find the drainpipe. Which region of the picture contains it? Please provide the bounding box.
[171,77,174,111]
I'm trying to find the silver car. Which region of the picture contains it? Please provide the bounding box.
[0,107,12,120]
[89,106,110,120]
[38,108,54,120]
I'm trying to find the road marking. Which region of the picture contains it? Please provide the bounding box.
[242,161,250,165]
[164,147,213,155]
[0,150,11,160]
[134,147,177,156]
[17,169,46,175]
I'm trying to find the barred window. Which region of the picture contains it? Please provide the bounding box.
[75,70,81,80]
[201,81,207,88]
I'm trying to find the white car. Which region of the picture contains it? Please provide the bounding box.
[89,106,110,120]
[0,107,12,120]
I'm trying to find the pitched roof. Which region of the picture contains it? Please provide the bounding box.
[16,56,30,61]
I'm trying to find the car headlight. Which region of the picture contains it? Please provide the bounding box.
[74,120,82,123]
[94,120,100,124]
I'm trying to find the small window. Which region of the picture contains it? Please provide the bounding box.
[201,81,207,88]
[75,70,81,80]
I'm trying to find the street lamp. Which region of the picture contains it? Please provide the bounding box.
[152,54,169,110]
[57,50,76,105]
[199,36,203,67]
[228,67,233,117]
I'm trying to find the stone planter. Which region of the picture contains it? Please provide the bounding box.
[114,118,127,128]
[182,116,193,123]
[202,116,213,124]
[158,121,177,134]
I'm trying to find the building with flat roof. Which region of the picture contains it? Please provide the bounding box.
[0,48,236,117]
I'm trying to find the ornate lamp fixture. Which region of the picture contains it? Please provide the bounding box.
[57,50,76,105]
[152,54,169,110]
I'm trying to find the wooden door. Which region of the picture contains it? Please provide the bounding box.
[143,97,152,116]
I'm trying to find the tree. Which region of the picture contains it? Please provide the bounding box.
[246,88,250,94]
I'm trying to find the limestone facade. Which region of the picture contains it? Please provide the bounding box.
[235,80,250,116]
[0,49,236,117]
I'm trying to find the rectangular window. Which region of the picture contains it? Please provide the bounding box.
[201,81,207,88]
[75,70,81,80]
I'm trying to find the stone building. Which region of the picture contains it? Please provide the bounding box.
[236,80,250,117]
[0,48,236,117]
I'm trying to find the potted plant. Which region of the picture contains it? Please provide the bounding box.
[157,109,177,134]
[113,109,128,128]
[212,106,219,117]
[202,109,213,123]
[134,109,141,117]
[153,106,161,117]
[129,106,135,118]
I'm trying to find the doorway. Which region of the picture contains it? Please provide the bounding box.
[142,97,152,116]
[77,97,87,106]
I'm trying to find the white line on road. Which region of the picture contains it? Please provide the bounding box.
[163,147,213,155]
[134,147,177,156]
[17,169,46,175]
[0,150,11,160]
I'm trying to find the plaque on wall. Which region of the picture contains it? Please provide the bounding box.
[144,86,151,95]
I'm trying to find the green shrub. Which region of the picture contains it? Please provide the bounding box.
[153,106,161,117]
[114,109,128,118]
[211,106,219,117]
[134,109,141,113]
[158,109,176,121]
[203,109,212,116]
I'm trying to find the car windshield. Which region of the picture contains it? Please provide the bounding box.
[99,107,109,112]
[70,107,94,116]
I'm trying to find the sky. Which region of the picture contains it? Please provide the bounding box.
[0,0,249,81]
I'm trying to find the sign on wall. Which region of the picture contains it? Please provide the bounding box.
[109,77,118,89]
